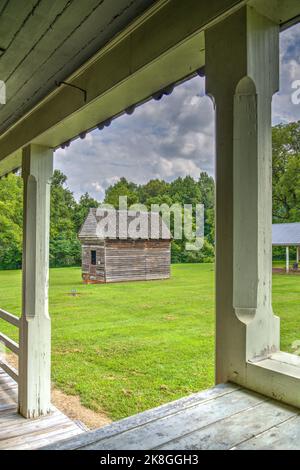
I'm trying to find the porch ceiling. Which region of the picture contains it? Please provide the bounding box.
[0,0,299,177]
[0,0,156,135]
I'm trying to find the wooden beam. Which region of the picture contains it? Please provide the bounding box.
[249,0,300,27]
[0,359,18,383]
[0,332,19,355]
[206,6,280,384]
[0,308,20,328]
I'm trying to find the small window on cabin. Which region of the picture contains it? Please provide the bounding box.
[91,250,97,265]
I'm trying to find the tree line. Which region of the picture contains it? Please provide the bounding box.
[0,121,299,269]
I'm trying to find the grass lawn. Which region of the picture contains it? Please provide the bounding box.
[0,264,299,421]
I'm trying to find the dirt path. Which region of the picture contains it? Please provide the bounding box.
[273,268,300,275]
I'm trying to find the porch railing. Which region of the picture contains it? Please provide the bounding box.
[0,308,20,383]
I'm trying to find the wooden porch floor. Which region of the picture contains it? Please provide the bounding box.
[44,383,300,450]
[0,369,84,450]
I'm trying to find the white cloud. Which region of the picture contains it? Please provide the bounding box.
[55,76,215,200]
[91,182,104,194]
[55,24,300,200]
[273,24,300,124]
[156,157,202,179]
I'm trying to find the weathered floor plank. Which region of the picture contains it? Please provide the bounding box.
[235,415,300,450]
[81,389,266,450]
[0,369,84,450]
[43,383,240,450]
[43,382,300,451]
[157,401,297,450]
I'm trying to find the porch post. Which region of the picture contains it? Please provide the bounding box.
[286,247,290,273]
[19,144,53,418]
[206,6,280,385]
[296,247,299,265]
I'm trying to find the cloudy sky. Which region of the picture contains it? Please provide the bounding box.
[55,24,300,201]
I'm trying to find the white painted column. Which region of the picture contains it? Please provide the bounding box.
[286,247,290,273]
[19,144,53,418]
[206,6,280,385]
[296,247,299,265]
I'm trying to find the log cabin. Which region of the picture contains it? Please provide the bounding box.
[78,209,171,283]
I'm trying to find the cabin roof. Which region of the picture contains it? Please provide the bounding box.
[272,223,300,246]
[78,208,172,241]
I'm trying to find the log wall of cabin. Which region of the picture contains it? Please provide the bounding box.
[104,239,170,283]
[81,239,170,283]
[81,241,105,283]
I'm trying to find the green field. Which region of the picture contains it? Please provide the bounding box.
[0,264,299,421]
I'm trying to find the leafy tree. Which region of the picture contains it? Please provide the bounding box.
[138,179,169,205]
[50,170,76,238]
[272,122,300,261]
[0,174,23,269]
[50,170,80,267]
[272,122,300,223]
[105,177,138,207]
[198,172,215,244]
[168,176,201,206]
[74,193,100,233]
